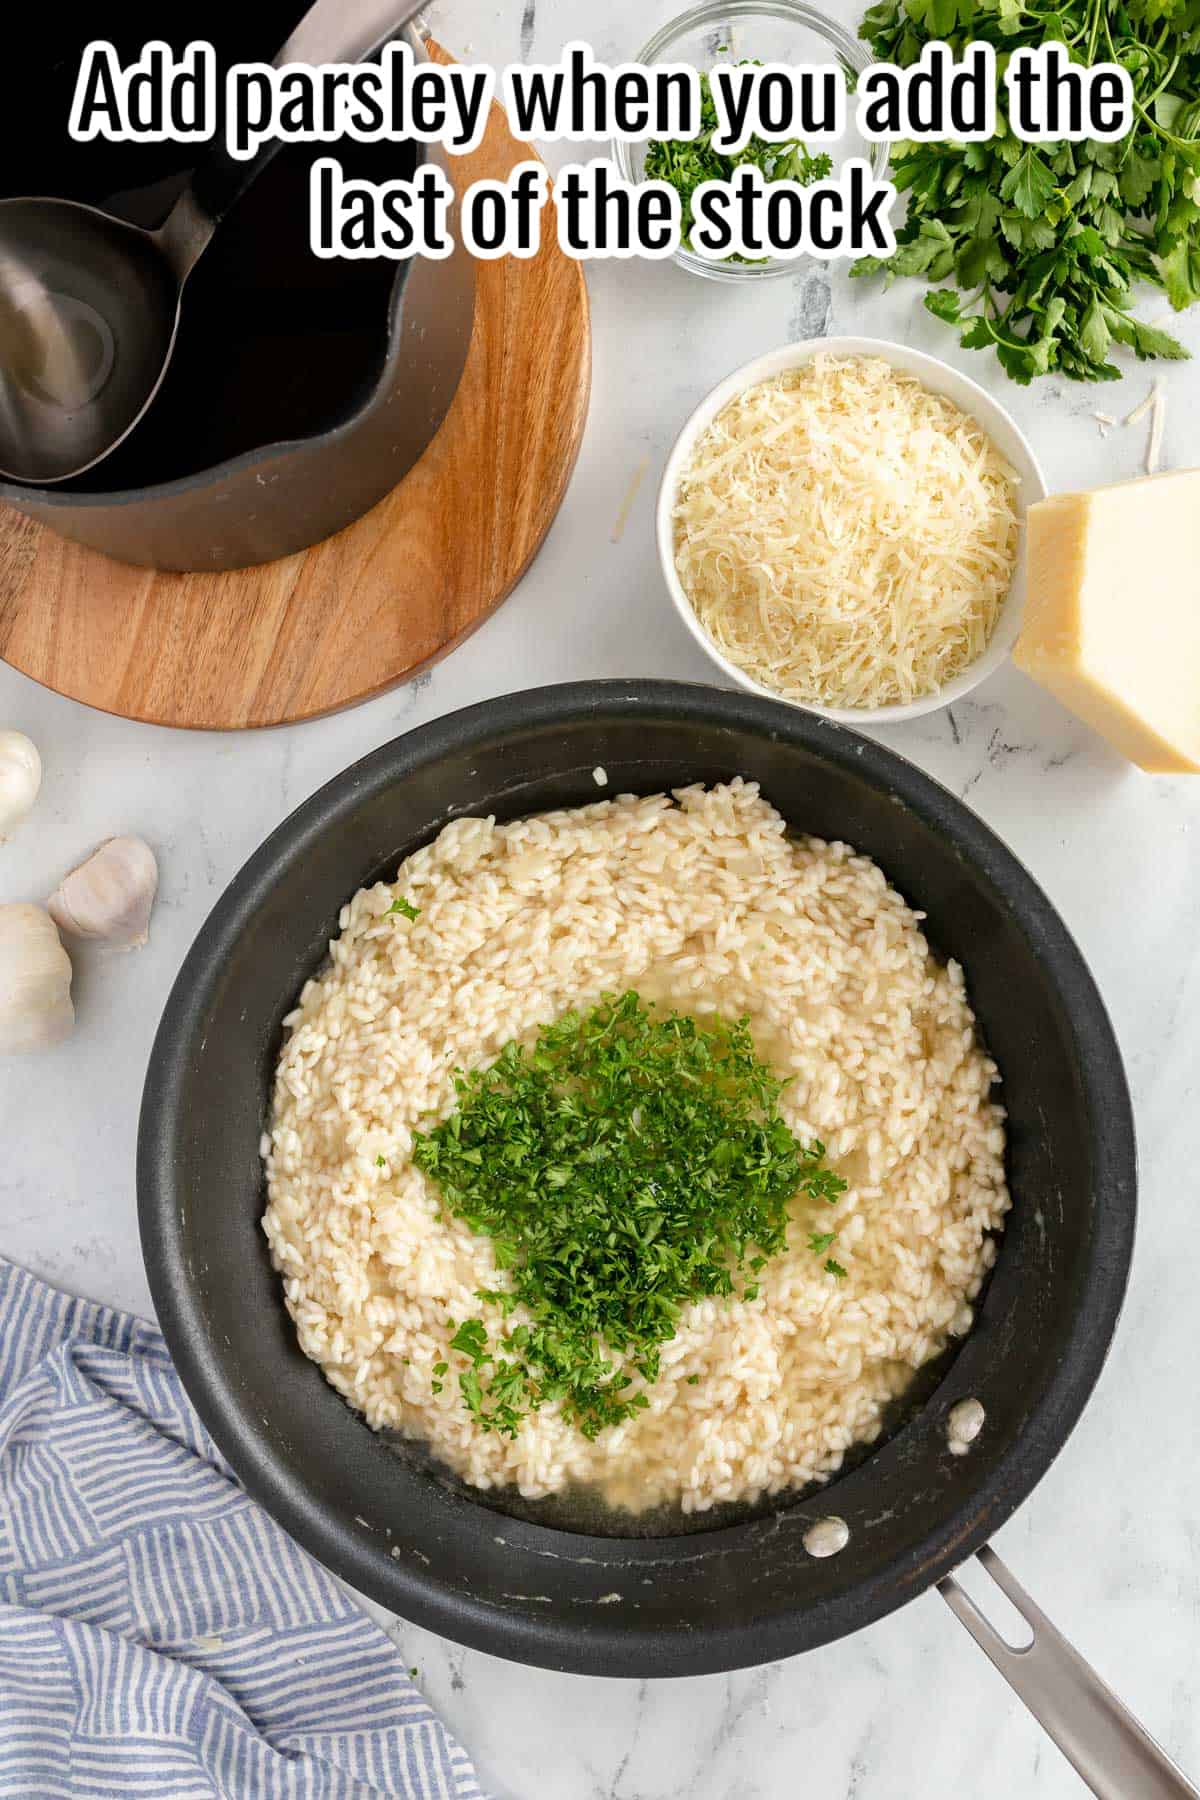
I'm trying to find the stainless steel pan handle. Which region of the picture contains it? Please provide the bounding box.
[274,0,428,72]
[941,1546,1197,1799]
[168,2,431,270]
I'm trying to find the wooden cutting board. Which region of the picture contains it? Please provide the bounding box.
[0,42,591,730]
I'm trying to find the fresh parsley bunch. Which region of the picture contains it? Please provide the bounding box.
[853,0,1200,381]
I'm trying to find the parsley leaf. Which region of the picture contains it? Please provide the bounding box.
[1000,148,1057,220]
[387,896,420,921]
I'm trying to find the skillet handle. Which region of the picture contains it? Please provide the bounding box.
[162,6,430,272]
[941,1546,1197,1800]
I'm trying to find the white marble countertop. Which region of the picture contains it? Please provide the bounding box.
[3,2,1200,1794]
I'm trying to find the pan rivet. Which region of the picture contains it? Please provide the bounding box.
[803,1516,849,1559]
[947,1397,986,1454]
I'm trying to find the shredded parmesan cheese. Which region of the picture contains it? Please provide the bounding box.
[672,356,1020,709]
[611,456,649,543]
[1146,381,1166,474]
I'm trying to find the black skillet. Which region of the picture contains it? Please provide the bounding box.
[137,682,1193,1797]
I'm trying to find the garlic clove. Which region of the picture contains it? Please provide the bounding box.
[0,903,74,1053]
[47,835,158,950]
[0,730,41,842]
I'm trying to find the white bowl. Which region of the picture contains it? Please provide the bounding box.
[657,336,1048,725]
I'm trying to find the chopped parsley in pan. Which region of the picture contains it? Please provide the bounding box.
[413,991,846,1438]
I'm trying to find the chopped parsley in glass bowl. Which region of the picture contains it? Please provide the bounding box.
[613,0,883,283]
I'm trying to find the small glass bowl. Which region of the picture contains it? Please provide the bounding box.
[614,0,885,283]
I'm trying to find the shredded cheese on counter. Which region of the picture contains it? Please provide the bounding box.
[673,355,1020,709]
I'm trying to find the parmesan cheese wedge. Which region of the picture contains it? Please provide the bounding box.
[1014,471,1200,772]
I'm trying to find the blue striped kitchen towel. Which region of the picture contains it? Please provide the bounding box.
[0,1258,486,1800]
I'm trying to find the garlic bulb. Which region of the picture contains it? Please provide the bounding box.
[0,904,74,1052]
[0,731,41,840]
[47,835,158,949]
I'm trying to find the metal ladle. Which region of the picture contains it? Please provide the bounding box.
[0,0,427,485]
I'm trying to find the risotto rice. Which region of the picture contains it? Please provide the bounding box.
[262,781,1008,1514]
